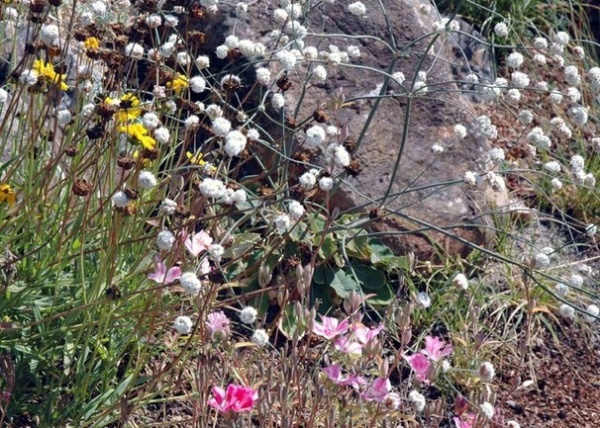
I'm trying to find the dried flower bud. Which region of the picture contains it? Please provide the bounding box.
[258,264,272,288]
[72,179,93,197]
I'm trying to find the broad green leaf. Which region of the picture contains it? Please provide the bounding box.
[329,269,360,298]
[352,264,386,290]
[277,304,305,340]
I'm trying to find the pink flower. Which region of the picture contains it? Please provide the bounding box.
[185,230,213,257]
[453,413,476,428]
[361,377,391,402]
[352,322,385,344]
[147,261,182,284]
[403,353,432,383]
[207,311,230,338]
[208,384,258,414]
[199,257,212,277]
[420,336,453,362]
[334,335,363,356]
[313,316,349,340]
[322,365,366,389]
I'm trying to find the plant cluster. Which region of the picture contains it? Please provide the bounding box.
[0,0,597,426]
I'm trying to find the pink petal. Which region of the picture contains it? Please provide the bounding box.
[147,262,167,283]
[165,266,182,283]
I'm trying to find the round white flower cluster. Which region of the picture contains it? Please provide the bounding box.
[256,67,271,85]
[159,198,177,215]
[546,89,563,104]
[180,272,202,295]
[299,171,317,189]
[348,2,367,16]
[543,161,561,173]
[566,87,581,103]
[319,176,334,191]
[199,178,227,199]
[41,23,60,46]
[564,65,581,86]
[408,390,426,412]
[533,53,546,64]
[559,303,575,320]
[209,243,225,262]
[554,31,570,46]
[125,42,144,60]
[454,124,467,139]
[550,117,572,139]
[325,144,351,168]
[464,171,479,186]
[534,252,550,268]
[138,171,157,189]
[272,93,285,110]
[239,306,258,324]
[142,112,160,130]
[488,148,505,165]
[504,88,519,103]
[252,329,269,347]
[277,50,297,70]
[585,304,599,323]
[274,213,291,234]
[527,127,552,150]
[431,144,444,154]
[518,110,534,125]
[511,71,530,88]
[154,127,170,144]
[478,362,495,382]
[174,316,193,334]
[224,130,247,157]
[452,273,468,290]
[474,115,497,140]
[312,65,327,82]
[220,188,247,205]
[568,105,588,127]
[112,191,129,208]
[533,37,548,49]
[494,22,509,38]
[288,200,305,220]
[212,117,232,137]
[506,52,524,68]
[588,67,600,91]
[156,230,175,250]
[189,76,206,93]
[306,125,326,147]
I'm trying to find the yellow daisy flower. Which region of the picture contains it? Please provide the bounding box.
[118,122,157,150]
[186,151,207,166]
[105,93,142,123]
[0,184,16,206]
[167,75,189,94]
[84,37,100,50]
[32,59,69,91]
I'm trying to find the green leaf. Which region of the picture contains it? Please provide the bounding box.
[277,304,305,340]
[313,264,334,285]
[319,234,337,259]
[345,236,371,260]
[351,264,386,290]
[329,269,360,298]
[223,232,262,259]
[314,265,359,298]
[63,331,75,376]
[368,241,395,264]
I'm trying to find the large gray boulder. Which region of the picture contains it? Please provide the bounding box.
[222,0,505,258]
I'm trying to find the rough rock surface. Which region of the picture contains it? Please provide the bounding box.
[223,0,506,258]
